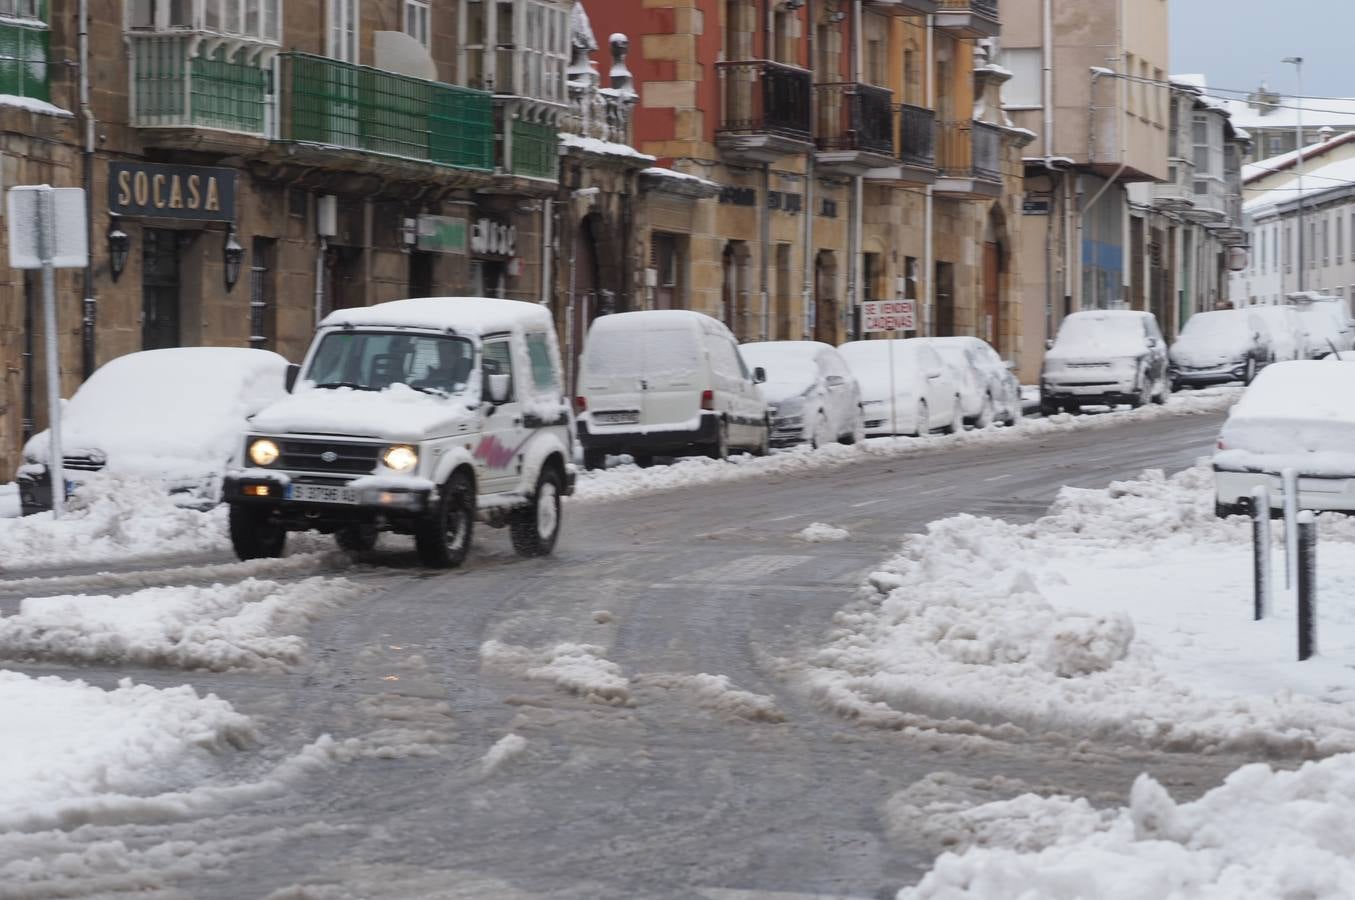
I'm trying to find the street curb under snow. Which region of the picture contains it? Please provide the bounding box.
[572,388,1241,504]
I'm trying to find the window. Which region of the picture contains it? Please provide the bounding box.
[481,339,516,401]
[0,0,40,17]
[1324,217,1331,267]
[1124,53,1137,114]
[249,238,276,349]
[404,0,430,47]
[1285,224,1292,273]
[0,0,47,100]
[130,0,280,40]
[1153,67,1165,124]
[1002,48,1043,108]
[328,0,358,62]
[525,333,559,393]
[461,0,567,101]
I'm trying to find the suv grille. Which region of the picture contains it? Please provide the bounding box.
[278,440,381,474]
[63,455,106,472]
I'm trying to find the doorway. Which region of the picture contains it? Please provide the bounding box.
[983,242,1001,349]
[142,228,184,350]
[814,250,838,345]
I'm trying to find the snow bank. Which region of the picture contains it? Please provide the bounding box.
[899,753,1355,900]
[639,672,785,723]
[806,465,1355,756]
[480,640,631,705]
[0,673,253,831]
[0,577,358,672]
[480,734,528,776]
[0,483,15,519]
[798,522,850,542]
[573,388,1239,504]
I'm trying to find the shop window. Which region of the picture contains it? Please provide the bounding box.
[404,0,430,47]
[249,237,276,349]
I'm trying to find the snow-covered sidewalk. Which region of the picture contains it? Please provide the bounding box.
[804,464,1355,897]
[0,483,16,519]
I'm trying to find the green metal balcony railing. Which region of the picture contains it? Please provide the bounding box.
[278,52,494,171]
[131,35,269,132]
[510,118,559,179]
[0,19,50,101]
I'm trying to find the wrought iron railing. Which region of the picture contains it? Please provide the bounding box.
[897,102,936,168]
[130,35,270,132]
[814,82,895,155]
[937,120,1002,181]
[0,19,49,101]
[938,0,999,18]
[562,86,633,146]
[277,53,494,171]
[716,60,812,140]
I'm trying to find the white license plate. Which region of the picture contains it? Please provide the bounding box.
[595,411,639,425]
[290,484,359,504]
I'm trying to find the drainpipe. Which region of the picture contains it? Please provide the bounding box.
[79,0,96,378]
[801,0,815,339]
[1042,0,1056,339]
[541,197,554,308]
[848,1,866,339]
[314,237,327,327]
[922,13,934,337]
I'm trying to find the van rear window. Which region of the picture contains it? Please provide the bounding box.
[585,329,700,377]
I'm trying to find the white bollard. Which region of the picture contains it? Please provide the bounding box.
[1282,468,1299,589]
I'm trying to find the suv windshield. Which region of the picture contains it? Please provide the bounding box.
[306,331,475,396]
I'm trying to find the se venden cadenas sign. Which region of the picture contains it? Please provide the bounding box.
[107,162,237,222]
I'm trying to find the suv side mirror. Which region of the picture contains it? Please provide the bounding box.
[752,366,767,384]
[284,364,300,393]
[487,373,512,404]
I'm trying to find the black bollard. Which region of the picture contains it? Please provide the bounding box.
[1251,487,1270,621]
[1297,511,1317,661]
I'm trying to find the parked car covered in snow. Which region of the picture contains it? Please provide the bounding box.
[1168,308,1272,389]
[1039,310,1168,415]
[575,310,769,469]
[1248,305,1306,363]
[1213,360,1355,517]
[1288,293,1355,359]
[738,341,863,448]
[16,348,290,516]
[224,297,575,567]
[838,338,964,437]
[929,336,1021,428]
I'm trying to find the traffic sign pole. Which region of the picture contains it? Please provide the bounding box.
[35,187,65,519]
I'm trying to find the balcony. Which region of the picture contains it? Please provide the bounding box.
[868,102,938,184]
[276,53,495,182]
[934,120,1003,198]
[814,83,897,175]
[935,0,1001,38]
[716,60,813,163]
[1182,175,1228,224]
[864,0,940,15]
[1152,160,1195,212]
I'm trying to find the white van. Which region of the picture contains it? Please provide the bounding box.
[575,310,770,469]
[224,297,574,568]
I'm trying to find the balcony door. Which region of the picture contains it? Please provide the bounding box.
[142,228,184,350]
[327,0,358,62]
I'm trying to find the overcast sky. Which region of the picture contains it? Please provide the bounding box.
[1170,0,1355,99]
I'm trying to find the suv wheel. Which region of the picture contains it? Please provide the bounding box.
[511,466,563,557]
[415,471,475,568]
[229,503,286,560]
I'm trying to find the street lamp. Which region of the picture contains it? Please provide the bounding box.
[1282,56,1305,293]
[106,220,129,282]
[223,227,245,292]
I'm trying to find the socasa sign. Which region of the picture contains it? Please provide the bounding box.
[108,162,237,222]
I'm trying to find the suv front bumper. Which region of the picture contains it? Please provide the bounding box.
[223,473,433,517]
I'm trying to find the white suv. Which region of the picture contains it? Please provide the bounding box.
[224,297,575,568]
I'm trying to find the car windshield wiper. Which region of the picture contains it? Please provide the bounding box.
[313,381,378,391]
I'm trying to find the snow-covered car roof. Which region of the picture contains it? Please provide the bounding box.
[1228,360,1355,423]
[586,309,727,335]
[319,297,553,336]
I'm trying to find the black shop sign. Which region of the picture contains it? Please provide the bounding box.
[108,162,237,221]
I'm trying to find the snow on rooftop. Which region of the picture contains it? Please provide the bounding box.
[640,166,721,189]
[559,132,655,162]
[0,94,73,117]
[1244,153,1355,215]
[1210,91,1355,133]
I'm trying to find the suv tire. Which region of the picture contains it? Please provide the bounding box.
[229,503,286,560]
[415,471,475,568]
[511,466,563,557]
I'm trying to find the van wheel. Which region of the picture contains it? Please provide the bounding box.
[583,449,606,471]
[229,504,286,560]
[707,422,729,461]
[415,471,475,568]
[336,523,377,554]
[511,466,562,557]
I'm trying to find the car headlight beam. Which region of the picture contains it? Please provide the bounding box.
[248,439,280,466]
[382,444,419,473]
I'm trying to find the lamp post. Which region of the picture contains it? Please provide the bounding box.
[1282,56,1305,293]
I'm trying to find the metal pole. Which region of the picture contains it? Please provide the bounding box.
[1282,466,1299,588]
[1250,486,1270,620]
[1297,510,1316,661]
[888,337,897,435]
[36,188,65,519]
[1283,57,1305,293]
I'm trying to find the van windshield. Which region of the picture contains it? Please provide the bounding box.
[305,331,476,396]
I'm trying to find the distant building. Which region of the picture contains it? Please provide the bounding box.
[1210,83,1355,165]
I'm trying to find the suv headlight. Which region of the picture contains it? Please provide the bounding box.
[382,445,419,473]
[248,439,280,466]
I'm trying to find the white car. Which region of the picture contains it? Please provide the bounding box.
[929,336,1021,428]
[576,310,769,468]
[1213,360,1355,517]
[226,297,575,567]
[1168,308,1272,389]
[16,347,290,516]
[1248,305,1306,363]
[738,341,863,448]
[1289,295,1355,359]
[838,338,964,437]
[1040,310,1168,415]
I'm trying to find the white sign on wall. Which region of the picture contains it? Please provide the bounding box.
[861,299,916,333]
[7,185,88,269]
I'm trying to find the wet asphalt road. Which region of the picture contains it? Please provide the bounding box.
[3,410,1265,900]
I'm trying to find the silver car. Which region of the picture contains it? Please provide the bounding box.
[739,341,864,448]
